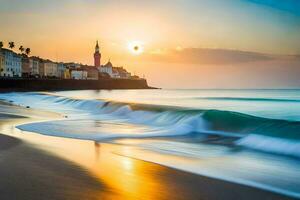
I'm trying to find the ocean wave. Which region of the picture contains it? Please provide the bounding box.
[237,134,300,158]
[3,92,300,158]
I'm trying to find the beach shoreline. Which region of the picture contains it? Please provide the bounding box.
[0,102,296,200]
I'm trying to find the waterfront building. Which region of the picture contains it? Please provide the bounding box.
[112,67,120,78]
[0,49,22,77]
[113,67,131,78]
[71,69,87,80]
[21,56,30,77]
[44,61,58,77]
[94,41,101,68]
[65,63,81,70]
[81,65,98,80]
[57,62,66,79]
[92,41,132,79]
[100,60,113,77]
[29,57,40,77]
[39,60,45,78]
[63,68,71,79]
[98,71,111,78]
[0,51,4,75]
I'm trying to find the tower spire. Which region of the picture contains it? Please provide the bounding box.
[95,40,100,53]
[94,40,101,67]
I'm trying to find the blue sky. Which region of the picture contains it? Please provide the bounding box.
[246,0,300,15]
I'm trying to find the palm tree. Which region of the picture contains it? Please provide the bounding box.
[25,48,31,56]
[8,42,15,50]
[0,41,3,49]
[19,46,24,53]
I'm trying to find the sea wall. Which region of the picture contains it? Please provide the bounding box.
[0,78,152,91]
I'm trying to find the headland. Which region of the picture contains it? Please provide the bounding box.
[0,78,154,92]
[0,41,156,91]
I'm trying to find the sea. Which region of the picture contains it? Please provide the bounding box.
[1,89,300,198]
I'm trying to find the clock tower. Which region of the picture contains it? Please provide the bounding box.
[94,41,101,68]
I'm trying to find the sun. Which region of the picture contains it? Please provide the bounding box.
[128,41,144,55]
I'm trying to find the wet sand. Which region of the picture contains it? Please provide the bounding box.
[0,135,113,200]
[0,102,296,200]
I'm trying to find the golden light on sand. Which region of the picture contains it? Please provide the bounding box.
[128,41,144,55]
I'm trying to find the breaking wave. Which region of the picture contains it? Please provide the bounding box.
[2,92,300,158]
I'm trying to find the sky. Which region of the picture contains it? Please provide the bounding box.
[0,0,300,88]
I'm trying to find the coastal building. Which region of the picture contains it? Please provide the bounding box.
[92,41,133,79]
[57,63,66,79]
[71,69,87,80]
[81,65,98,80]
[99,71,111,78]
[112,67,120,78]
[39,60,45,78]
[113,67,131,78]
[94,41,101,68]
[63,68,71,79]
[0,51,4,75]
[0,49,21,77]
[21,56,30,77]
[29,57,40,77]
[65,63,81,70]
[100,60,113,77]
[44,61,58,77]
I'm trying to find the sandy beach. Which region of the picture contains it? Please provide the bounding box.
[1,0,300,198]
[0,102,296,200]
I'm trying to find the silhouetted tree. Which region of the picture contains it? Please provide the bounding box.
[0,41,3,49]
[8,42,15,49]
[19,46,24,53]
[25,48,31,56]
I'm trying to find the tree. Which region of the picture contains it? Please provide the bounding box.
[0,41,3,49]
[8,42,15,49]
[19,46,24,53]
[25,48,31,56]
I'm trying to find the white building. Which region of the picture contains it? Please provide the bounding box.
[44,61,58,77]
[111,67,120,78]
[0,49,21,77]
[29,58,40,76]
[99,60,113,77]
[71,70,87,80]
[57,63,66,79]
[0,52,5,75]
[113,67,131,79]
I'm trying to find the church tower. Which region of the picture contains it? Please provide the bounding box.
[94,41,101,68]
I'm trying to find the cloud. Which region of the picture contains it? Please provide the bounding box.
[140,48,285,65]
[137,54,300,89]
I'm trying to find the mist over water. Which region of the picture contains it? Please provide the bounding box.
[1,89,300,198]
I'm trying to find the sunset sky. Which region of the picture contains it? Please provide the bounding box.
[0,0,300,88]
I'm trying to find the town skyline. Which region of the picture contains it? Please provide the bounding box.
[0,40,134,81]
[0,40,115,67]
